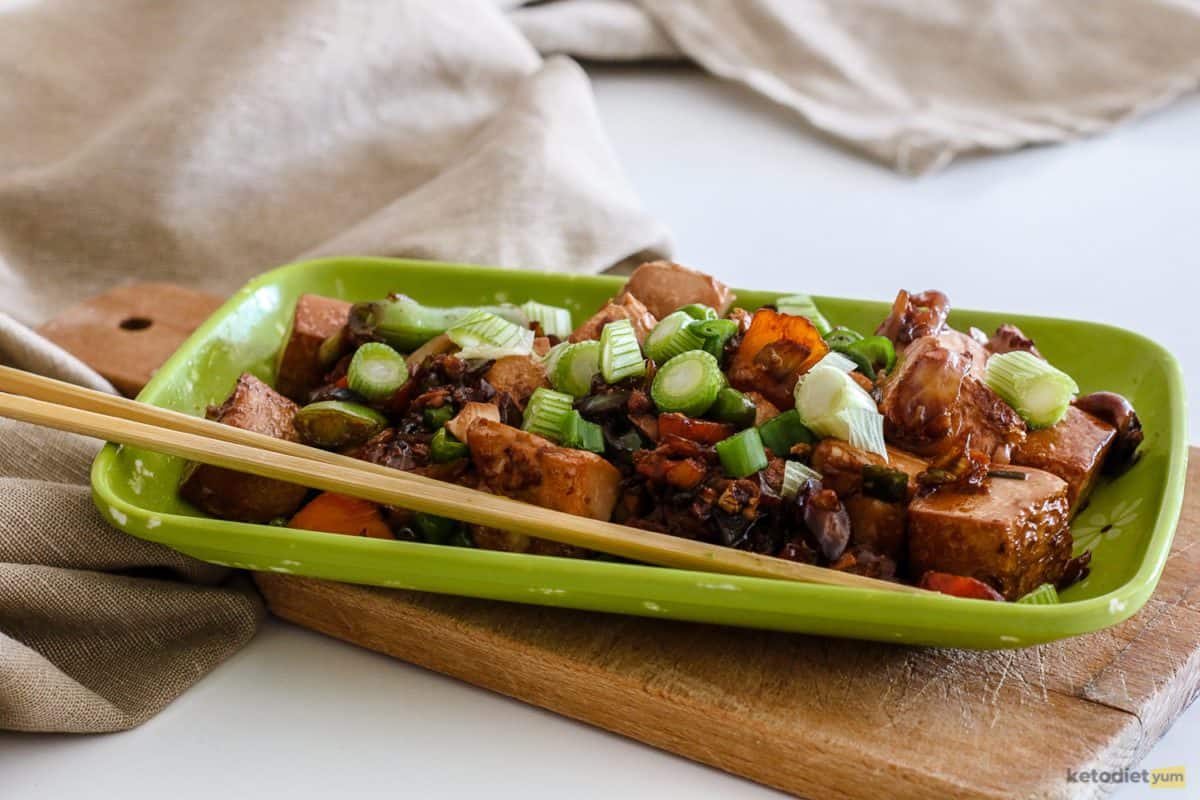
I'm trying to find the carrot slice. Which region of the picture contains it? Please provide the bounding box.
[727,308,828,409]
[657,412,735,445]
[918,571,1004,601]
[288,492,395,540]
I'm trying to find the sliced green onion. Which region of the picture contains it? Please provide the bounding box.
[561,410,605,453]
[780,460,823,501]
[692,318,738,360]
[599,319,646,383]
[715,428,769,478]
[794,364,879,443]
[813,351,858,374]
[347,342,409,401]
[775,294,831,335]
[317,327,349,369]
[650,350,724,417]
[550,341,601,398]
[831,334,896,380]
[862,464,908,502]
[678,303,718,321]
[522,387,574,441]
[984,351,1079,429]
[756,409,815,456]
[823,326,864,350]
[707,387,756,427]
[294,400,387,448]
[1016,583,1060,605]
[413,512,460,545]
[541,341,571,376]
[521,300,573,338]
[643,311,707,363]
[423,404,455,430]
[841,406,888,461]
[430,426,469,463]
[348,296,463,352]
[446,309,535,360]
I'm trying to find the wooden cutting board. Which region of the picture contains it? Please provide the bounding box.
[40,284,1200,800]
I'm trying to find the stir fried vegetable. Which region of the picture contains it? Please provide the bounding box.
[294,400,387,448]
[192,260,1141,601]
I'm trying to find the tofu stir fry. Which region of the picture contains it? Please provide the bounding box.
[180,261,1143,602]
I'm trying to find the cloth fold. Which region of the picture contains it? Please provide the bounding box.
[3,0,1199,733]
[515,0,1200,174]
[0,313,265,732]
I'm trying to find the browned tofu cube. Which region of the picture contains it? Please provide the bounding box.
[468,419,621,521]
[275,294,351,401]
[180,374,309,523]
[484,355,550,407]
[810,439,928,498]
[569,293,657,344]
[1012,406,1115,512]
[907,466,1071,600]
[618,260,735,319]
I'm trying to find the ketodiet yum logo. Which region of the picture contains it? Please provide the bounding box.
[1066,766,1186,789]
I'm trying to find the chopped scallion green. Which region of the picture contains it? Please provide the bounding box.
[551,341,602,398]
[650,350,724,417]
[561,410,605,453]
[1016,583,1060,605]
[446,309,535,360]
[430,426,469,463]
[678,303,718,321]
[692,318,739,361]
[347,342,409,401]
[423,404,455,430]
[520,300,573,338]
[780,460,822,501]
[756,409,814,457]
[294,400,388,449]
[522,387,574,441]
[644,311,707,364]
[598,319,646,383]
[707,387,757,427]
[715,428,769,478]
[984,351,1078,429]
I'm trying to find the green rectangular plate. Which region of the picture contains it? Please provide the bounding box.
[91,258,1188,649]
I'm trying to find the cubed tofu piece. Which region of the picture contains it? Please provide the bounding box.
[1012,406,1115,512]
[810,439,928,498]
[445,401,501,443]
[907,466,1071,600]
[618,260,735,319]
[468,419,622,521]
[844,493,906,561]
[180,374,309,522]
[569,293,657,344]
[485,355,550,407]
[276,294,352,401]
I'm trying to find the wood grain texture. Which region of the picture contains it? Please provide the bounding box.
[37,283,223,397]
[48,283,1200,800]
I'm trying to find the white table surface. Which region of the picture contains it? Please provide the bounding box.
[2,65,1197,800]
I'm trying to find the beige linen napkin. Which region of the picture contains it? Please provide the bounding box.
[0,315,266,732]
[513,0,1200,174]
[0,0,666,733]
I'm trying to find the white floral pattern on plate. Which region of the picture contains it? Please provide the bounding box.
[1073,497,1143,554]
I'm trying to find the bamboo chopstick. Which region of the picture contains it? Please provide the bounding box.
[0,367,921,594]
